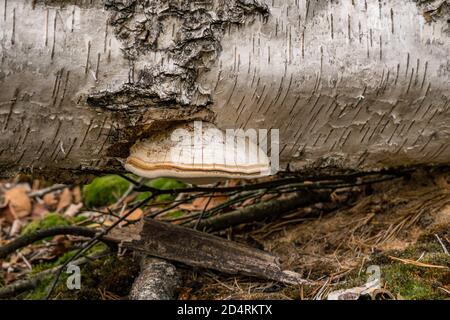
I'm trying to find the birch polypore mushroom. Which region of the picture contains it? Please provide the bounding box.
[125,121,272,184]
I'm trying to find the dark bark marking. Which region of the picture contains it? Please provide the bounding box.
[3,0,7,21]
[87,0,270,110]
[50,10,57,60]
[50,118,62,144]
[2,87,19,132]
[11,7,15,45]
[84,40,91,75]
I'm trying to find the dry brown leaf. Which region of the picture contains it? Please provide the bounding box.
[43,192,58,209]
[57,188,72,212]
[3,186,32,219]
[122,208,144,222]
[225,180,240,188]
[72,186,82,204]
[0,205,15,223]
[179,195,228,211]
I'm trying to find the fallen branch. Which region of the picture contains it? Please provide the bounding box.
[187,191,330,231]
[0,226,117,260]
[111,219,310,285]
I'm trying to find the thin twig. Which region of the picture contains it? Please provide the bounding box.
[435,234,450,256]
[194,196,213,230]
[29,184,68,198]
[0,226,115,259]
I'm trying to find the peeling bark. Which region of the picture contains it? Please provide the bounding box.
[1,0,450,179]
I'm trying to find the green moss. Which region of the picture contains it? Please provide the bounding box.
[335,229,450,300]
[21,213,72,236]
[82,176,186,208]
[47,254,139,300]
[133,178,186,204]
[147,178,186,202]
[73,215,89,225]
[83,175,131,208]
[134,191,153,202]
[24,243,110,300]
[147,178,186,190]
[165,210,186,218]
[382,263,447,300]
[24,276,53,300]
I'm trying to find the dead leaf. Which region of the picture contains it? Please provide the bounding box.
[57,188,72,212]
[3,186,32,219]
[72,186,82,204]
[179,195,228,211]
[43,192,58,209]
[64,203,83,217]
[120,208,143,226]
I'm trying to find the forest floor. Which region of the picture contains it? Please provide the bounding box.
[0,169,449,300]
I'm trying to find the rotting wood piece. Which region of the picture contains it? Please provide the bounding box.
[111,219,308,285]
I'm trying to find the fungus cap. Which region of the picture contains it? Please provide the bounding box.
[125,121,272,185]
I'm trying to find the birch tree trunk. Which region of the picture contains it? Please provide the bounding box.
[1,0,450,180]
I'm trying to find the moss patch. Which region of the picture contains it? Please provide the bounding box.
[147,178,186,202]
[83,175,131,208]
[21,213,72,236]
[22,244,135,300]
[53,255,140,300]
[338,228,450,300]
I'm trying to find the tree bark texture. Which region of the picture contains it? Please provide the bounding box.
[129,256,180,300]
[1,0,450,179]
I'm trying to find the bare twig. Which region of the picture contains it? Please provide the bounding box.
[135,171,401,195]
[28,184,68,198]
[0,226,116,259]
[186,191,331,231]
[435,234,450,256]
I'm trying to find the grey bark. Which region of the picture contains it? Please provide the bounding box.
[112,219,308,285]
[129,256,180,300]
[1,0,450,180]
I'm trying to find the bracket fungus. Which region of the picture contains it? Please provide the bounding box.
[125,121,272,185]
